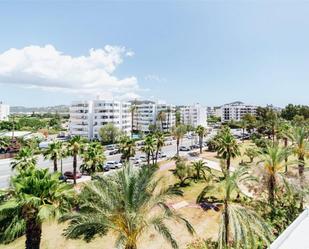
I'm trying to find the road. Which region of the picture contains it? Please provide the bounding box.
[0,137,199,188]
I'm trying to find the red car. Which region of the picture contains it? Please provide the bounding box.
[64,171,82,180]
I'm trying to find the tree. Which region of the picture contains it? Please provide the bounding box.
[276,121,292,172]
[80,142,106,175]
[196,125,206,154]
[214,127,240,172]
[11,147,38,170]
[98,123,122,144]
[173,158,194,186]
[258,144,290,207]
[154,132,165,163]
[239,119,247,143]
[68,136,85,184]
[129,103,138,136]
[142,135,156,165]
[157,111,167,131]
[172,125,187,156]
[290,126,309,209]
[242,113,257,133]
[59,142,69,175]
[0,167,74,249]
[43,141,62,172]
[244,146,259,163]
[119,136,136,162]
[62,165,194,249]
[191,160,209,180]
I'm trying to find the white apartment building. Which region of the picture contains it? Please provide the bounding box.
[180,104,207,128]
[0,102,10,121]
[92,100,131,139]
[69,100,131,139]
[132,101,176,133]
[221,101,257,122]
[69,101,93,138]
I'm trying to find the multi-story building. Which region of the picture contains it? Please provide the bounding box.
[69,101,93,138]
[69,100,131,139]
[131,101,176,133]
[207,106,222,118]
[221,101,257,122]
[179,103,207,128]
[0,102,10,121]
[92,100,131,139]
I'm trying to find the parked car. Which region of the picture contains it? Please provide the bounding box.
[188,151,199,157]
[105,145,115,150]
[105,161,122,169]
[64,171,82,180]
[165,141,172,146]
[158,152,167,158]
[139,155,147,162]
[103,164,110,172]
[108,149,120,155]
[180,146,190,151]
[189,144,199,150]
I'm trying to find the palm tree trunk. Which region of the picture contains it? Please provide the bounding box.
[147,153,150,165]
[226,156,231,172]
[242,128,245,143]
[61,158,63,175]
[25,218,42,249]
[284,138,288,173]
[151,152,155,165]
[53,158,58,172]
[224,199,229,247]
[176,139,180,156]
[298,155,305,210]
[199,135,203,154]
[125,243,137,249]
[269,174,276,207]
[73,154,77,185]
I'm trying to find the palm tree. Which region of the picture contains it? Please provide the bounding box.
[173,158,193,186]
[62,165,194,249]
[240,119,247,143]
[0,167,74,249]
[142,135,156,165]
[258,143,290,207]
[129,103,138,137]
[166,107,172,132]
[157,111,167,131]
[11,147,37,170]
[154,132,165,163]
[214,127,240,172]
[276,121,292,172]
[119,136,136,162]
[43,141,61,172]
[244,146,259,163]
[196,125,206,154]
[172,125,187,156]
[59,142,68,175]
[68,136,85,184]
[191,160,209,180]
[198,165,272,248]
[290,126,309,209]
[80,142,106,175]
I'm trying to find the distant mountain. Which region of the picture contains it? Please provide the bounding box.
[10,105,69,113]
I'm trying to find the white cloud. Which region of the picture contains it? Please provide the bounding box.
[0,44,139,99]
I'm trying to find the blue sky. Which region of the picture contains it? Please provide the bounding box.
[0,1,308,107]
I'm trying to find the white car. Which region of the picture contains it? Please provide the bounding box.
[105,161,122,169]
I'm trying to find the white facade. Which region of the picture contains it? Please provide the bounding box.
[180,104,207,128]
[133,101,176,133]
[92,100,131,139]
[221,101,257,122]
[0,102,10,121]
[69,100,131,139]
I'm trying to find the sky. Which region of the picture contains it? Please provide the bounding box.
[0,0,309,107]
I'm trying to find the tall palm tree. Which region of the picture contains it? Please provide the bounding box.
[166,107,172,132]
[119,136,136,162]
[290,126,309,209]
[129,103,138,137]
[172,125,187,156]
[240,119,247,143]
[80,142,106,175]
[0,167,74,249]
[258,143,290,207]
[59,142,68,175]
[11,147,37,170]
[276,121,292,172]
[157,111,167,131]
[214,127,240,172]
[198,165,272,248]
[68,136,85,184]
[62,165,194,249]
[142,135,156,165]
[154,132,165,163]
[43,141,61,172]
[196,125,206,154]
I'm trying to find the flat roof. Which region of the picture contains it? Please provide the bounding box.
[270,208,309,249]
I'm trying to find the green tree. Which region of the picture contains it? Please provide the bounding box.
[62,165,194,249]
[172,125,187,156]
[11,147,38,170]
[0,167,74,249]
[129,103,138,136]
[68,136,85,184]
[43,141,62,172]
[119,136,136,162]
[191,160,209,180]
[196,125,206,154]
[98,123,122,144]
[157,111,167,131]
[173,158,193,186]
[214,127,240,172]
[154,132,165,163]
[80,142,106,175]
[244,146,259,163]
[142,135,156,165]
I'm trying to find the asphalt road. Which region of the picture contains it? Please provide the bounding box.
[0,137,201,188]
